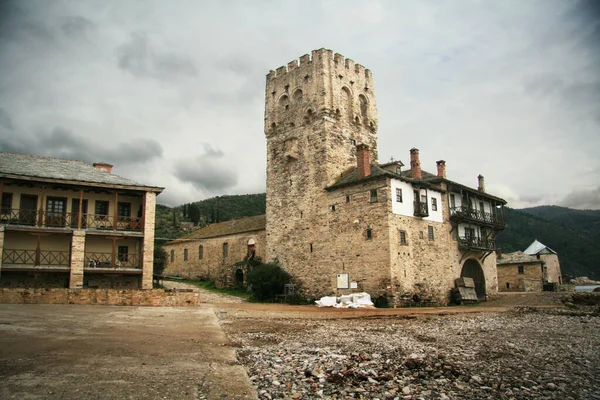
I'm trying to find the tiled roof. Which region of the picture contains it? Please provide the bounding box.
[172,214,266,243]
[497,251,540,265]
[0,152,163,191]
[326,164,441,191]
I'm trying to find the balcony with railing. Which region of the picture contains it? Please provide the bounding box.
[0,209,143,232]
[84,252,141,270]
[2,249,70,269]
[458,236,496,251]
[413,201,429,218]
[450,206,505,228]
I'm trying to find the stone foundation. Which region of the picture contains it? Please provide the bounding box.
[0,288,200,306]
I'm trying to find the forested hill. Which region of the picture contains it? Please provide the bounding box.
[496,207,600,280]
[155,194,599,280]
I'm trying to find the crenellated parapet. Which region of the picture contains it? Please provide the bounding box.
[264,48,378,138]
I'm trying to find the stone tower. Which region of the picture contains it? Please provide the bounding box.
[264,48,378,292]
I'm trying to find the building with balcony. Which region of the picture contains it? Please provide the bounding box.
[163,49,508,304]
[0,152,163,289]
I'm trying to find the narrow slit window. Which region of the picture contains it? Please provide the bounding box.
[345,195,350,203]
[431,198,437,211]
[309,243,313,253]
[428,226,434,241]
[366,228,373,240]
[400,230,407,245]
[198,245,204,260]
[396,188,403,203]
[184,248,188,261]
[370,189,378,203]
[223,243,229,258]
[170,250,174,263]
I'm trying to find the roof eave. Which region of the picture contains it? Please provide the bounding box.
[0,173,164,193]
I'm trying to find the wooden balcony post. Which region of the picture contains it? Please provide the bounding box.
[77,189,83,229]
[113,192,118,230]
[111,237,117,267]
[38,186,45,227]
[35,234,41,266]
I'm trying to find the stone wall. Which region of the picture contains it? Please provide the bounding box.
[540,253,562,284]
[0,288,200,306]
[497,262,543,292]
[520,278,543,292]
[141,191,157,289]
[0,271,70,288]
[163,229,266,282]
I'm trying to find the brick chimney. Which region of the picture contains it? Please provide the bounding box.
[356,144,371,180]
[93,162,113,174]
[436,160,446,179]
[410,148,421,179]
[478,174,485,192]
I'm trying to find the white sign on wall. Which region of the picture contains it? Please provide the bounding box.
[336,274,349,289]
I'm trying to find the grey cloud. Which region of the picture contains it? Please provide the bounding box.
[202,144,224,158]
[61,16,95,37]
[174,162,238,191]
[0,126,162,166]
[560,187,600,210]
[0,108,13,130]
[0,1,54,43]
[115,32,197,80]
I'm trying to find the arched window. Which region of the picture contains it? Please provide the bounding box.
[359,94,368,123]
[293,89,303,103]
[342,87,352,121]
[198,245,203,260]
[222,242,229,258]
[279,95,289,110]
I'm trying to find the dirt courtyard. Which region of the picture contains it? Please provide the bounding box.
[0,304,256,400]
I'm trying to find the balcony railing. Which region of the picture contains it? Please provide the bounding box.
[413,201,429,218]
[450,206,505,228]
[0,209,142,232]
[458,236,496,251]
[2,249,70,266]
[85,252,141,269]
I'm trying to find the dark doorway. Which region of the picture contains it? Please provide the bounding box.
[71,199,88,228]
[19,194,38,225]
[461,259,486,300]
[234,269,244,286]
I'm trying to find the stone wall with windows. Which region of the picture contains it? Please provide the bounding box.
[163,229,266,283]
[497,262,543,291]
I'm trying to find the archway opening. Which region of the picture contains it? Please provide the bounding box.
[234,268,244,287]
[461,259,486,300]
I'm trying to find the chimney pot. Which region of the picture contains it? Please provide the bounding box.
[356,144,371,180]
[478,174,485,192]
[436,160,446,179]
[93,162,113,174]
[410,148,422,179]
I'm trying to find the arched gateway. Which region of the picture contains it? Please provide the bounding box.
[461,259,486,300]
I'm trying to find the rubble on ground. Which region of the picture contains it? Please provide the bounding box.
[222,309,600,399]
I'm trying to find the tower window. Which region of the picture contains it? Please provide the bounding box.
[400,230,407,245]
[432,198,438,211]
[309,243,313,253]
[346,195,350,203]
[198,245,204,260]
[184,248,188,262]
[366,228,373,240]
[396,189,403,203]
[331,205,336,212]
[428,226,434,241]
[370,189,378,203]
[518,265,524,274]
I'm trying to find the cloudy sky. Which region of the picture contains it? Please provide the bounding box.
[0,0,598,209]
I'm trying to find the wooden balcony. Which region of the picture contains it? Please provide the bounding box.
[458,236,496,251]
[2,249,70,268]
[450,206,505,229]
[413,201,429,218]
[0,209,142,232]
[85,252,141,270]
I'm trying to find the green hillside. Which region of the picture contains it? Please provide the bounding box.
[155,194,600,280]
[496,207,600,280]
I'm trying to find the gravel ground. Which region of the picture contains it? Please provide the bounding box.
[219,305,600,400]
[161,280,245,303]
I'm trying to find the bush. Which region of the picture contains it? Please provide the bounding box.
[246,261,291,301]
[153,244,168,276]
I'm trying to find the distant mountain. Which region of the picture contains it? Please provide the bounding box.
[496,207,600,280]
[156,196,599,280]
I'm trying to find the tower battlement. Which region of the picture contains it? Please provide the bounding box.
[264,48,378,139]
[266,48,372,81]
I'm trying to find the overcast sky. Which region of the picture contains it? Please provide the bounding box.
[0,0,598,209]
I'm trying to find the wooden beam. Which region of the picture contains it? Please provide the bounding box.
[141,192,146,232]
[111,237,117,267]
[113,192,118,230]
[35,234,41,266]
[77,189,83,229]
[38,186,45,227]
[0,173,164,193]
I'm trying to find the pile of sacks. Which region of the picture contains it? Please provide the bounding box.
[315,292,375,308]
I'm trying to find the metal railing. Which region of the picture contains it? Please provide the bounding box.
[458,236,496,251]
[2,249,70,266]
[0,209,142,232]
[450,206,504,227]
[84,252,141,269]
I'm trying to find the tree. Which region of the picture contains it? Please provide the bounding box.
[246,260,291,301]
[153,245,168,276]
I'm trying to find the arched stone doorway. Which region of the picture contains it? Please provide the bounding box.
[461,259,486,300]
[234,268,244,287]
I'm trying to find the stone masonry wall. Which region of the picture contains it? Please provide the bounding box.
[142,191,157,289]
[163,229,266,281]
[540,253,562,284]
[69,230,85,288]
[497,262,543,292]
[0,288,200,306]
